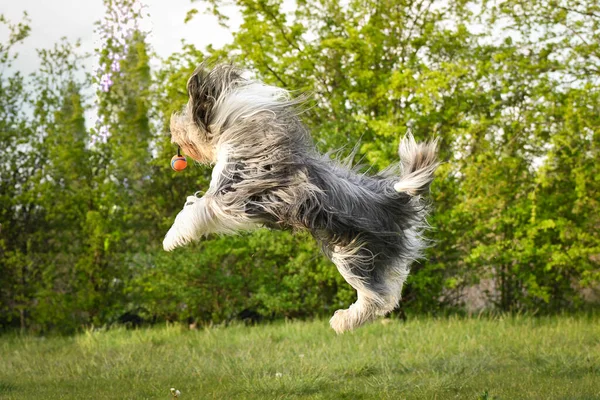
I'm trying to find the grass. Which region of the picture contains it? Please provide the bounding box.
[1,315,599,399]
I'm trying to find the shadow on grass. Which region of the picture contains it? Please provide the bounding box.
[239,378,330,398]
[0,382,16,394]
[340,363,381,378]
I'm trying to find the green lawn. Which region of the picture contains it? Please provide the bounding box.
[1,315,599,399]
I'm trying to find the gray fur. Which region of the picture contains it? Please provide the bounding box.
[165,63,439,333]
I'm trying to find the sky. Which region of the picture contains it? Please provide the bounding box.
[2,0,241,76]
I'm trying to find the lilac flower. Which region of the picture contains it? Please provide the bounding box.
[99,125,110,142]
[100,73,113,92]
[90,124,110,146]
[111,59,120,72]
[91,0,147,147]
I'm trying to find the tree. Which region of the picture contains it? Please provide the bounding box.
[0,13,37,331]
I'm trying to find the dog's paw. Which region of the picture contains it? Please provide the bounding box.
[163,195,203,251]
[330,302,379,334]
[329,308,352,334]
[163,229,185,251]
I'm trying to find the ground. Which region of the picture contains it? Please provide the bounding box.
[1,315,599,399]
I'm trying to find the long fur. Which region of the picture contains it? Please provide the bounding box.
[164,63,439,333]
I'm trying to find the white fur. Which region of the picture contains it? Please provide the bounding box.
[210,82,290,135]
[163,197,219,251]
[209,145,230,190]
[393,174,433,194]
[394,134,438,195]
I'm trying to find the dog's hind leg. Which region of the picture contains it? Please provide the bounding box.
[328,245,381,333]
[328,244,410,334]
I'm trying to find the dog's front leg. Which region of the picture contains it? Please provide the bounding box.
[163,194,221,251]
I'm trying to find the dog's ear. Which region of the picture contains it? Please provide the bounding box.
[187,65,212,132]
[187,63,242,134]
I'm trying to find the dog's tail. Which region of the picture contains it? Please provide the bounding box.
[393,133,439,195]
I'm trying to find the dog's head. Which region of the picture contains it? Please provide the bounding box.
[169,63,242,163]
[169,63,293,164]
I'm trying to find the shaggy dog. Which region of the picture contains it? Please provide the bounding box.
[163,64,438,333]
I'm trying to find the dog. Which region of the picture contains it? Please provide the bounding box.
[163,63,438,333]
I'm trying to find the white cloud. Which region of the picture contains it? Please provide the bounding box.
[2,0,241,76]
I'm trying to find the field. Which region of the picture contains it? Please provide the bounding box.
[1,315,599,399]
